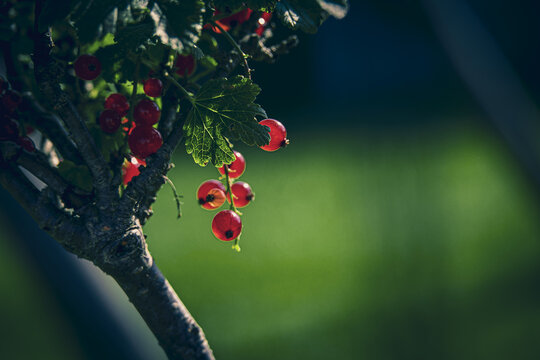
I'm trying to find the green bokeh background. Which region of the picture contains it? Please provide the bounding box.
[3,1,540,359]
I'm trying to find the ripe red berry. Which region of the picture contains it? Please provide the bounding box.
[0,118,19,141]
[17,136,36,152]
[99,109,122,133]
[197,179,227,210]
[212,210,242,241]
[143,78,163,97]
[74,54,101,80]
[228,181,254,208]
[122,157,146,185]
[2,89,22,113]
[259,119,289,151]
[218,151,245,179]
[209,9,253,33]
[174,54,196,78]
[133,99,161,126]
[105,93,129,117]
[128,125,163,159]
[255,12,272,36]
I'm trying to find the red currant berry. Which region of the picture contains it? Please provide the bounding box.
[128,125,163,159]
[212,210,242,241]
[255,12,272,36]
[174,54,196,78]
[2,89,22,113]
[105,93,129,117]
[143,78,163,97]
[0,118,20,141]
[218,151,245,179]
[17,136,36,152]
[74,55,101,80]
[208,9,253,33]
[133,99,161,126]
[99,109,122,134]
[228,181,254,208]
[122,157,146,186]
[197,179,227,210]
[259,119,289,151]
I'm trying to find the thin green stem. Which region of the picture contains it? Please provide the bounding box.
[163,175,182,219]
[211,21,251,79]
[165,74,195,103]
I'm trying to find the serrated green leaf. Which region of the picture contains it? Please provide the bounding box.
[38,0,81,32]
[150,0,204,52]
[58,160,93,192]
[184,76,269,167]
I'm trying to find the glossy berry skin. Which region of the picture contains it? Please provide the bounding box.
[134,99,161,126]
[174,54,196,78]
[99,109,122,133]
[17,136,36,152]
[143,78,163,97]
[197,179,227,210]
[122,157,146,185]
[212,210,242,241]
[228,181,254,208]
[105,93,129,117]
[255,12,272,36]
[74,55,101,80]
[128,125,163,159]
[259,119,289,151]
[218,151,245,179]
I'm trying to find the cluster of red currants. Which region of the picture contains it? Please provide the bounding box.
[197,118,288,247]
[73,54,165,185]
[0,76,36,153]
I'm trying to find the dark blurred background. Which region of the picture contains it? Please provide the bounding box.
[2,0,540,359]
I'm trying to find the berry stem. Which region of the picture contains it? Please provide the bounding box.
[163,175,182,219]
[165,74,195,103]
[222,164,241,215]
[211,21,251,79]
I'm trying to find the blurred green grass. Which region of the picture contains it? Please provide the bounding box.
[144,121,540,360]
[2,120,540,359]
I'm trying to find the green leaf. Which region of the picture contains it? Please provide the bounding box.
[72,0,130,43]
[38,0,81,32]
[184,76,269,167]
[275,0,324,33]
[57,160,93,192]
[275,0,349,33]
[114,15,156,51]
[150,0,205,52]
[88,123,127,162]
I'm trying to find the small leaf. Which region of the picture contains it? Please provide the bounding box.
[72,0,130,43]
[150,0,205,52]
[275,0,324,34]
[58,160,93,192]
[184,76,269,167]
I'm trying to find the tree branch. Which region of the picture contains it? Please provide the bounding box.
[33,19,113,210]
[0,165,89,254]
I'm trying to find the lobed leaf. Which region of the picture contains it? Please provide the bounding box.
[184,76,270,167]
